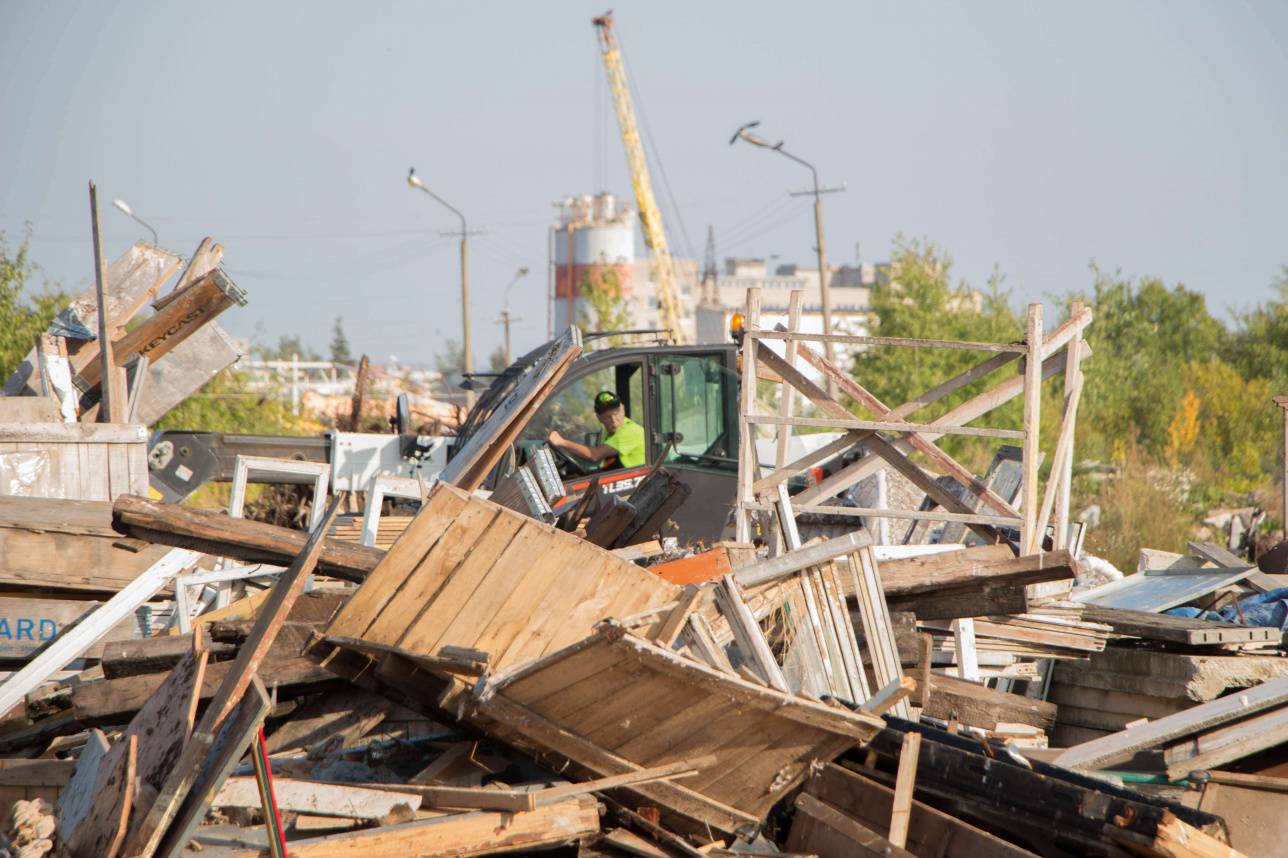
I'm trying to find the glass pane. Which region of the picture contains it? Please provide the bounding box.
[656,354,735,468]
[520,361,643,468]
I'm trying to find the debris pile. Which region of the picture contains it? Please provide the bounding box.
[0,275,1284,857]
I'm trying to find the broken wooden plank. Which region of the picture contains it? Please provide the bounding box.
[888,732,921,849]
[922,672,1057,731]
[733,532,869,589]
[1163,704,1288,780]
[57,728,110,846]
[152,677,272,858]
[264,688,393,755]
[220,797,600,858]
[876,547,1075,598]
[214,777,421,819]
[65,732,136,858]
[439,328,582,491]
[714,574,790,692]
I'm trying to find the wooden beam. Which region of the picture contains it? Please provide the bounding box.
[752,329,1027,354]
[112,494,381,583]
[1053,300,1085,549]
[88,181,123,423]
[1020,303,1043,554]
[1035,368,1084,545]
[714,575,790,692]
[735,287,762,541]
[734,531,869,588]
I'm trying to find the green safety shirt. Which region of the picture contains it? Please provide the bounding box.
[603,416,646,468]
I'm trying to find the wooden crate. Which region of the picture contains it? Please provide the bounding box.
[326,483,679,674]
[0,423,148,501]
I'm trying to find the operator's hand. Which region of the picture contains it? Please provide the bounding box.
[548,430,566,447]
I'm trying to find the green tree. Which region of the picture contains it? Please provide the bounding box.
[850,237,1022,463]
[255,334,320,362]
[1071,269,1225,463]
[153,370,303,435]
[1222,267,1288,394]
[329,316,352,365]
[0,233,67,380]
[578,268,634,348]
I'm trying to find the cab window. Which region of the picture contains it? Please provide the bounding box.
[519,360,645,471]
[654,354,736,470]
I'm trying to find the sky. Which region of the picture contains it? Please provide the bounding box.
[2,1,1286,369]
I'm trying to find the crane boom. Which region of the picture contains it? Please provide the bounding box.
[593,13,688,344]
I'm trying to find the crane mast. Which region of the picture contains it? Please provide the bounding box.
[592,13,688,344]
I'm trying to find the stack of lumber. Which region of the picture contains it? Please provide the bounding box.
[328,512,413,549]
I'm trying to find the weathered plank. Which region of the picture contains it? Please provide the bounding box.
[112,494,380,583]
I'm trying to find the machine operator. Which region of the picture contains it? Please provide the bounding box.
[547,390,645,469]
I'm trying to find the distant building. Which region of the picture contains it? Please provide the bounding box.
[695,257,885,351]
[547,192,883,351]
[549,193,698,340]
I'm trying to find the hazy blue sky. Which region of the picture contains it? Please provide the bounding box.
[2,1,1285,368]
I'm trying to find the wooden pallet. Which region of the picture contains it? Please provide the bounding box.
[471,622,884,834]
[325,483,679,675]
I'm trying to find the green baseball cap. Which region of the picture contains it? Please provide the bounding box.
[593,390,622,413]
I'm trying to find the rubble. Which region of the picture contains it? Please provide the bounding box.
[0,276,1285,858]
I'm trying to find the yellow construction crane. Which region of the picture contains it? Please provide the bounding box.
[593,12,688,344]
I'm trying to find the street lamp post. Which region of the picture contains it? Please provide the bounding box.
[407,167,474,406]
[499,267,530,366]
[730,122,840,395]
[111,199,159,246]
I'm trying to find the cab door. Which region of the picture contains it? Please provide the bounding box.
[648,351,740,543]
[515,355,653,499]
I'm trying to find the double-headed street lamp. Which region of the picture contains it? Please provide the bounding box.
[407,167,474,405]
[111,198,158,246]
[730,122,841,394]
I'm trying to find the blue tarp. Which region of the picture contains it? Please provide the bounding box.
[1166,587,1288,632]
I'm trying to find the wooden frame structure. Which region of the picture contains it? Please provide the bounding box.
[735,288,1091,556]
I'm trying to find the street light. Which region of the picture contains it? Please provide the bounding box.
[111,198,158,246]
[730,121,839,393]
[407,167,474,405]
[498,267,530,366]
